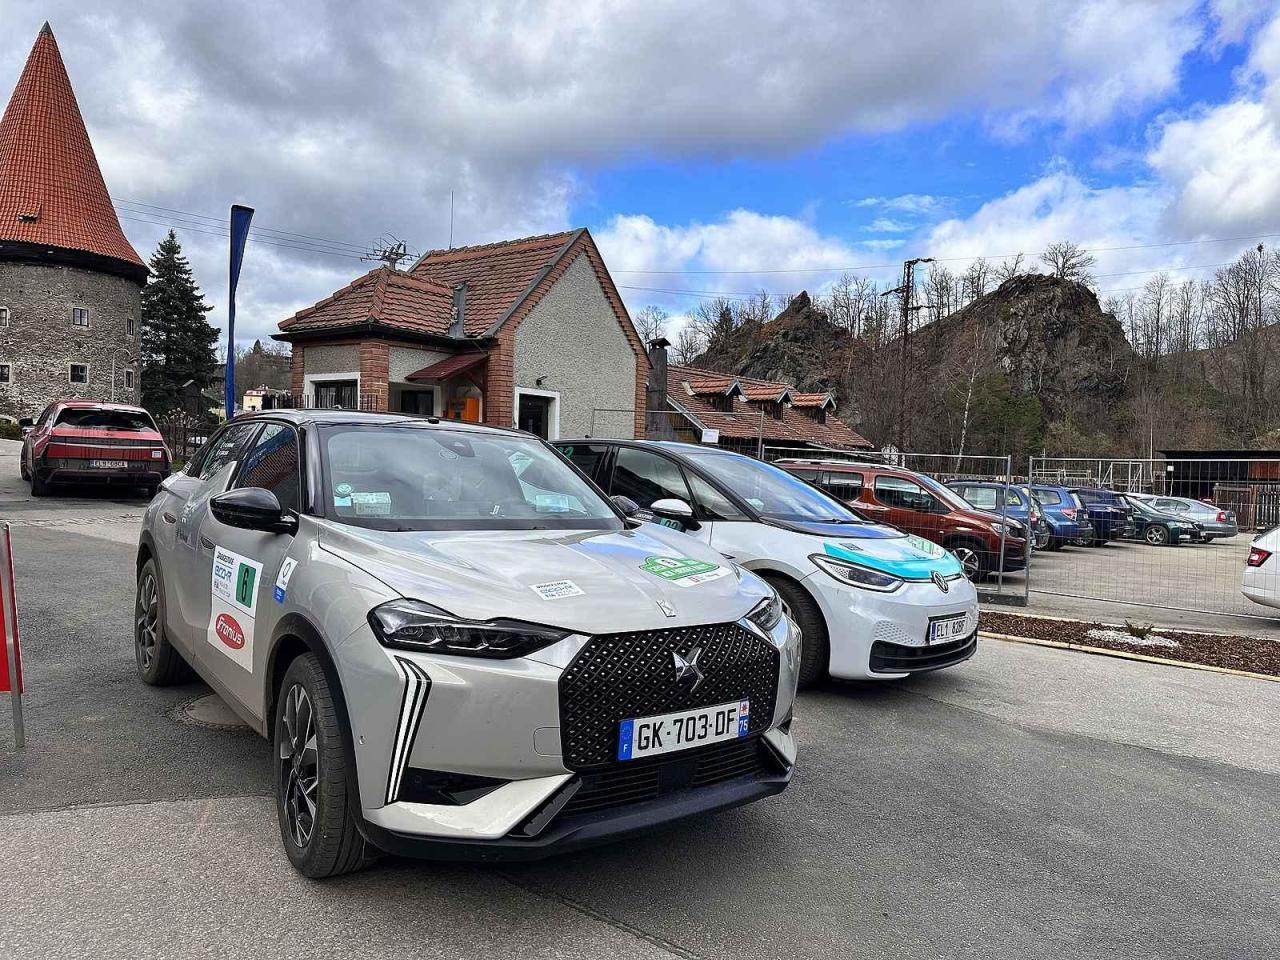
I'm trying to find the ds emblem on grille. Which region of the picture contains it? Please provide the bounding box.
[672,646,705,692]
[931,571,949,593]
[657,599,676,618]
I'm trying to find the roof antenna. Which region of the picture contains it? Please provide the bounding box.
[449,191,455,250]
[362,234,409,270]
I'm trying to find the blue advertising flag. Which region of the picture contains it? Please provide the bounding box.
[226,204,254,418]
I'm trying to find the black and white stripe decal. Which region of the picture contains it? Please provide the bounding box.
[386,657,431,804]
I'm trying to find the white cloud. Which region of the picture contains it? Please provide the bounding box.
[864,218,913,233]
[1149,7,1280,236]
[855,194,950,216]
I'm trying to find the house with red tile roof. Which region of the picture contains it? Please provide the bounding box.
[0,23,146,417]
[643,339,872,457]
[273,228,647,439]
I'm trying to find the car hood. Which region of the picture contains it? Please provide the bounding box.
[313,520,767,634]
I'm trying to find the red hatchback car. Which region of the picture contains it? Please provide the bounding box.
[19,400,171,497]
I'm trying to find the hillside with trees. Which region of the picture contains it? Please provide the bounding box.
[652,242,1280,460]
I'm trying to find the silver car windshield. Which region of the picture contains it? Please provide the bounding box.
[319,425,622,531]
[687,452,861,523]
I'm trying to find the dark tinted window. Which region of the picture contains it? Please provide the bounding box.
[821,471,864,501]
[54,408,156,431]
[236,423,301,513]
[556,443,610,482]
[687,471,746,521]
[611,447,692,508]
[873,475,938,511]
[195,423,260,481]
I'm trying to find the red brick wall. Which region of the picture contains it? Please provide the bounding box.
[290,346,305,400]
[484,330,516,428]
[358,339,389,411]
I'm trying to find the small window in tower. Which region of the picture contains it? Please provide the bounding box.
[72,307,90,328]
[69,363,88,384]
[126,315,135,337]
[0,307,9,327]
[125,369,135,389]
[0,364,10,384]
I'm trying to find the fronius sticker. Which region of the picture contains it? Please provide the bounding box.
[639,556,731,588]
[208,545,263,671]
[906,535,946,559]
[530,579,585,601]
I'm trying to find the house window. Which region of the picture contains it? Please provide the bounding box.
[0,307,9,327]
[0,364,10,384]
[72,307,90,327]
[125,369,135,389]
[69,363,88,384]
[126,315,135,337]
[313,379,358,409]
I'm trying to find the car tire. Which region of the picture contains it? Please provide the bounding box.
[762,575,828,690]
[19,453,29,482]
[134,558,195,685]
[30,470,49,497]
[274,653,373,879]
[1144,524,1170,546]
[1047,536,1064,551]
[1034,529,1051,550]
[947,539,991,580]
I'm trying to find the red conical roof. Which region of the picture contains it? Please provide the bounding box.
[0,23,145,276]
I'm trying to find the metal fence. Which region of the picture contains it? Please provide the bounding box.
[1025,455,1280,625]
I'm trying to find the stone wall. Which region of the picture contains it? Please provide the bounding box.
[0,261,142,419]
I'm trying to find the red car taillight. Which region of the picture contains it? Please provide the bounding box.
[1063,508,1076,519]
[1247,547,1271,567]
[1217,511,1228,523]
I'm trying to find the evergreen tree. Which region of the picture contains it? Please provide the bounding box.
[140,230,219,414]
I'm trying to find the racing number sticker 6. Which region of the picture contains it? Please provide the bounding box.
[208,546,263,671]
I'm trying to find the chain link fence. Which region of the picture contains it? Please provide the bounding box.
[1026,455,1279,623]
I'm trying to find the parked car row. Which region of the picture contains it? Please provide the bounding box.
[127,412,984,879]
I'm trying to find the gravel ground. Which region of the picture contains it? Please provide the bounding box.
[982,611,1280,676]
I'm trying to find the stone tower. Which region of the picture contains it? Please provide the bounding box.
[0,22,147,419]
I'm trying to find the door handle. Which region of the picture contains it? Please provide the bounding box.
[162,512,177,524]
[199,536,215,550]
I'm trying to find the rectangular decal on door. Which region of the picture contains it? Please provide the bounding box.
[207,545,263,671]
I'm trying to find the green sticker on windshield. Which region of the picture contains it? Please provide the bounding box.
[640,556,730,587]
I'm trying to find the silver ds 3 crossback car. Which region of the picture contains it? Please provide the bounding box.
[134,411,799,877]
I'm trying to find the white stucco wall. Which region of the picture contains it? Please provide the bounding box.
[389,345,449,383]
[304,344,359,376]
[513,254,638,438]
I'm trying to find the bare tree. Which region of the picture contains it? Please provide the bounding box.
[672,324,705,366]
[962,257,991,303]
[994,253,1026,283]
[632,305,669,344]
[1039,241,1096,284]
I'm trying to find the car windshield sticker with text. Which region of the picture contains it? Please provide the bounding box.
[208,545,263,671]
[639,556,730,587]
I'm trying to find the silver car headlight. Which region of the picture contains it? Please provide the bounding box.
[368,599,569,659]
[745,593,784,632]
[809,554,904,593]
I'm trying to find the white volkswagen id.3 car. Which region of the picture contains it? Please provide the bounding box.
[558,440,980,686]
[134,412,798,877]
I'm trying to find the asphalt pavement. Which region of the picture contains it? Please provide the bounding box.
[1,438,1278,960]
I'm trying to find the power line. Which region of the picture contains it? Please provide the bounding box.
[111,196,373,253]
[609,231,1280,276]
[115,211,372,261]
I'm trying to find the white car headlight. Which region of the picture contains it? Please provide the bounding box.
[809,554,904,593]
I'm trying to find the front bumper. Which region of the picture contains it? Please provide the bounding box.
[336,613,799,855]
[805,571,980,680]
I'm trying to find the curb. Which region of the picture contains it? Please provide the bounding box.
[980,630,1280,683]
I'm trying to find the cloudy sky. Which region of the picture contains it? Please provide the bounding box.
[2,0,1279,346]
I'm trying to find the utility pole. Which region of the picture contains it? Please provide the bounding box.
[882,256,933,453]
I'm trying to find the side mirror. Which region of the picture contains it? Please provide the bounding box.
[611,494,641,517]
[649,497,699,530]
[17,417,33,429]
[210,487,297,534]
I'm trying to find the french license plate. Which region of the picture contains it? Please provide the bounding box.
[617,699,749,761]
[89,460,128,469]
[928,615,969,645]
